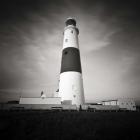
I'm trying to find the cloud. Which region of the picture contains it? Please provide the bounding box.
[0,0,140,102]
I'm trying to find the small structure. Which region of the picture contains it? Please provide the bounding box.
[102,98,136,111]
[41,91,46,98]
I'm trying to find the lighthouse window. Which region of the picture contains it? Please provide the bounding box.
[65,39,68,42]
[71,30,73,33]
[64,51,68,55]
[73,95,76,98]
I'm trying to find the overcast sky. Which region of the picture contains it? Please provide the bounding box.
[0,0,140,103]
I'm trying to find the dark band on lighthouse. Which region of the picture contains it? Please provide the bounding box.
[60,47,82,73]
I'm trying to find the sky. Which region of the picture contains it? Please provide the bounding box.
[0,0,140,104]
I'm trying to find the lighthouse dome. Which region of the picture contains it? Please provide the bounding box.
[65,17,76,26]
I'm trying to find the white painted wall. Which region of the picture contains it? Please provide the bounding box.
[59,72,85,105]
[110,100,117,105]
[19,97,61,104]
[63,25,79,49]
[104,102,110,105]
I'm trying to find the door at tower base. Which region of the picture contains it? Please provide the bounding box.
[59,72,85,106]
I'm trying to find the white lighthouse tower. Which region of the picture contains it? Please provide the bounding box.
[59,17,85,106]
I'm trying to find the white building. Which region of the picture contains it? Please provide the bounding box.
[102,98,136,111]
[19,97,61,105]
[19,90,61,105]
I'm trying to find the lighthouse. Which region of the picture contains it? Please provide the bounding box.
[59,18,85,106]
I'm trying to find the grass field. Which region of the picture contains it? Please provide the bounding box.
[0,111,140,140]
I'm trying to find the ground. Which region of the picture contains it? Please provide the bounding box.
[0,111,140,140]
